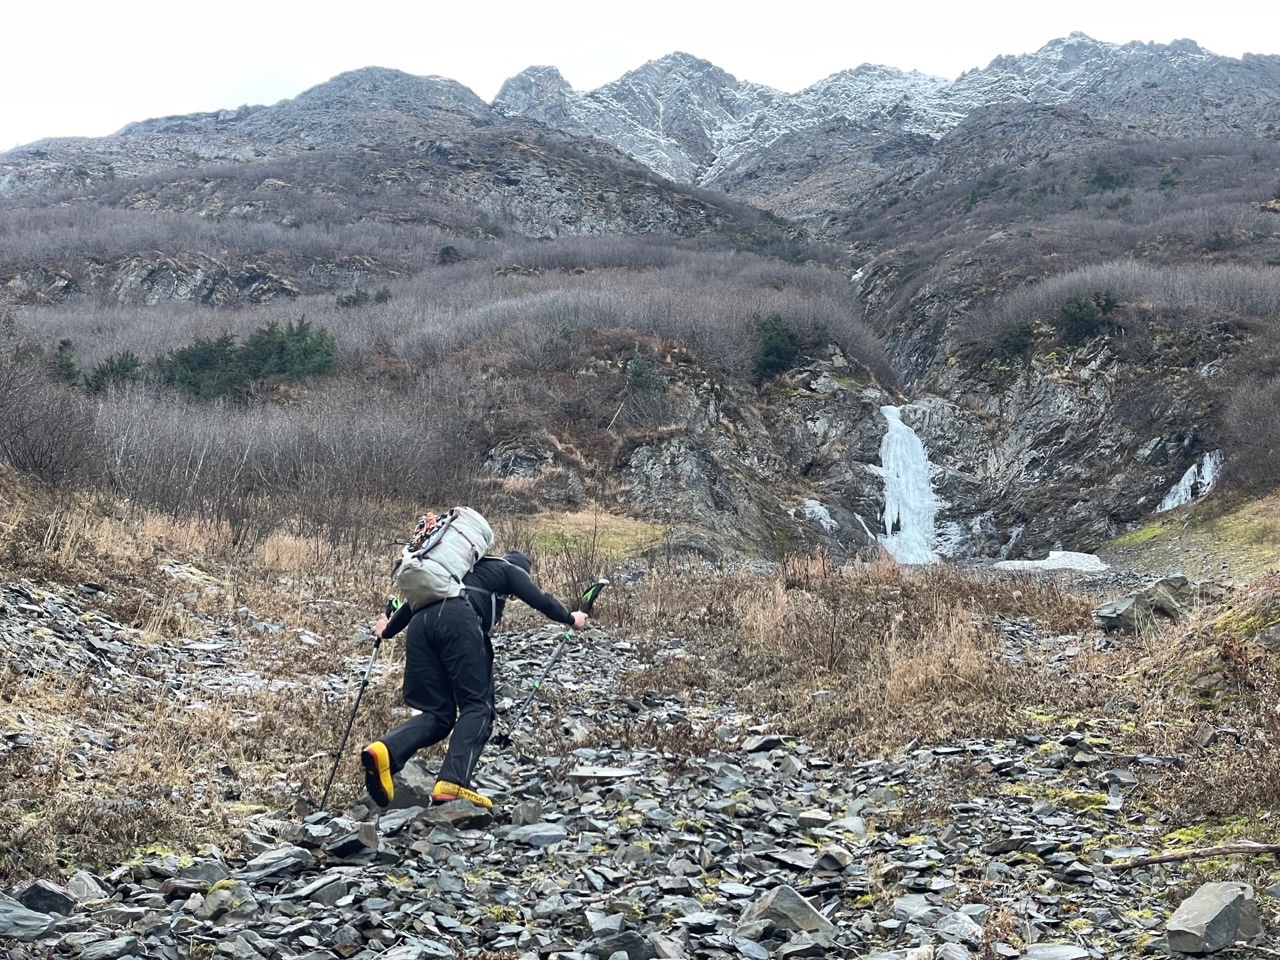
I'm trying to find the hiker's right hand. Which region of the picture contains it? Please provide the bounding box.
[374,613,389,639]
[570,611,588,630]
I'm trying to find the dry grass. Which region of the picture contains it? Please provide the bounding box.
[1117,574,1280,816]
[616,556,1280,826]
[616,553,1096,757]
[0,476,660,881]
[0,660,411,878]
[0,485,410,879]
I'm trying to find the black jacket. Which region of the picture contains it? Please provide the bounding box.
[383,557,573,640]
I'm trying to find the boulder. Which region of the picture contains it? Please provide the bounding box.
[66,870,109,902]
[739,884,836,935]
[1167,881,1260,954]
[586,930,659,960]
[1096,576,1202,633]
[16,878,76,915]
[0,895,57,941]
[196,880,259,921]
[1095,596,1150,633]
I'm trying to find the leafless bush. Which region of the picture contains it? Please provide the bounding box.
[394,251,889,384]
[476,235,684,272]
[1221,375,1280,492]
[958,262,1280,343]
[15,240,891,384]
[0,201,459,282]
[94,377,489,544]
[0,359,100,486]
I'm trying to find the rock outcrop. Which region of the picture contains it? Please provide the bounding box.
[1094,576,1226,633]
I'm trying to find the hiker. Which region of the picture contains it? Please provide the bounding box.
[361,549,587,809]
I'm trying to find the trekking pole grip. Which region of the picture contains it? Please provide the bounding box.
[579,578,610,616]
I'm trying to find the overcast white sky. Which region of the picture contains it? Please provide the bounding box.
[1,0,1272,151]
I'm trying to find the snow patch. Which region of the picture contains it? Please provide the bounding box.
[993,551,1110,572]
[799,499,839,534]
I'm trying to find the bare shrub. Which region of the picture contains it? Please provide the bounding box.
[15,240,891,386]
[94,377,488,545]
[1221,375,1280,493]
[957,262,1280,344]
[0,198,459,286]
[0,359,100,486]
[477,235,684,272]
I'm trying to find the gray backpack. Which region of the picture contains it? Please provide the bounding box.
[393,507,494,610]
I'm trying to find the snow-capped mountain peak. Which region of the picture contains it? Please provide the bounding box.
[495,35,1280,193]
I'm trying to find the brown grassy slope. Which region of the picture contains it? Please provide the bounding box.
[0,479,390,878]
[614,550,1280,828]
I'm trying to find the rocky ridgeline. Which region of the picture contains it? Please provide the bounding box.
[1,568,1273,958]
[7,34,1278,220]
[493,36,1280,217]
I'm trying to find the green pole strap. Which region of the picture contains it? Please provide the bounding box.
[580,578,610,614]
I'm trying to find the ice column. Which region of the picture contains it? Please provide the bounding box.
[875,406,938,564]
[1156,450,1225,513]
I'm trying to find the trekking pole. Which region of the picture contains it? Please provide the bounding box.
[493,578,609,748]
[319,596,398,811]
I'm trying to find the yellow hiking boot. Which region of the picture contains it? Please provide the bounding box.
[432,779,493,808]
[361,741,394,808]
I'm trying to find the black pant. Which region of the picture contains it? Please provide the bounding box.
[380,597,493,787]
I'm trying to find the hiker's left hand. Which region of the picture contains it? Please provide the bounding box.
[374,613,389,639]
[570,611,588,630]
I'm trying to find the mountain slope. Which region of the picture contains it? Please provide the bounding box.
[495,53,787,184]
[3,36,1280,565]
[0,67,494,198]
[494,35,1280,224]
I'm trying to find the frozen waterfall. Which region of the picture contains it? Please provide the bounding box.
[874,406,938,564]
[1156,450,1224,513]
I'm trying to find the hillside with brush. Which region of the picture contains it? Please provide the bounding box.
[4,31,1280,960]
[3,42,1280,559]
